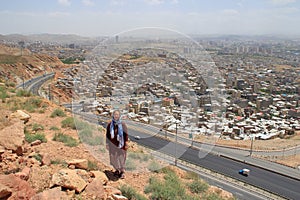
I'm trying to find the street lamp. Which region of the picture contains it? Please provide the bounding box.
[174,112,181,166]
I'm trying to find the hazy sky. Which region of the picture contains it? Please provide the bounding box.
[0,0,299,37]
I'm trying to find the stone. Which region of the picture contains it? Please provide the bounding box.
[90,170,109,185]
[112,194,128,200]
[50,169,87,193]
[66,159,88,170]
[84,178,106,199]
[0,183,12,199]
[30,140,42,146]
[14,166,31,180]
[104,186,122,196]
[41,153,51,166]
[31,187,69,200]
[0,119,24,155]
[10,110,31,123]
[0,174,36,199]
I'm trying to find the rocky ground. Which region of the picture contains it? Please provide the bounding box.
[0,91,234,199]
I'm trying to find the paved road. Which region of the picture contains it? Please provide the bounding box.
[17,73,55,97]
[128,126,300,200]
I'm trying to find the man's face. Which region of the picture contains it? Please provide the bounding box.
[113,111,120,121]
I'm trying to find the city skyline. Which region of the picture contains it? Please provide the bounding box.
[0,0,300,37]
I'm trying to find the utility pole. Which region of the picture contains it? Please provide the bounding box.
[175,121,178,166]
[48,84,51,100]
[22,76,25,89]
[250,136,254,156]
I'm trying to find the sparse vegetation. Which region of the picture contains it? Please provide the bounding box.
[16,89,32,97]
[76,118,104,146]
[145,170,186,200]
[0,86,9,101]
[128,152,152,162]
[87,160,98,171]
[25,132,47,143]
[61,117,76,129]
[143,167,229,200]
[120,185,148,200]
[32,153,42,163]
[50,108,66,118]
[50,159,68,167]
[50,126,60,131]
[23,97,44,113]
[187,179,209,194]
[52,132,78,147]
[0,54,26,64]
[125,158,137,171]
[32,123,44,132]
[148,160,162,172]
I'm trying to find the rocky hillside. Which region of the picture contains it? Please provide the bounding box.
[0,44,70,86]
[0,80,234,199]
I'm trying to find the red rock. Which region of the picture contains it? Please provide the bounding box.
[0,174,36,199]
[84,178,106,199]
[41,153,51,166]
[14,166,31,180]
[31,187,69,200]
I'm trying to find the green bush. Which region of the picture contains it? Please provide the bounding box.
[204,193,224,200]
[53,133,78,147]
[185,171,200,180]
[128,152,152,162]
[61,117,76,129]
[125,158,137,171]
[24,97,43,112]
[120,185,147,200]
[50,126,60,131]
[0,86,9,100]
[50,108,66,118]
[32,153,42,162]
[148,161,162,172]
[75,118,90,130]
[25,132,47,143]
[187,180,209,194]
[16,89,31,97]
[145,171,186,200]
[32,123,44,132]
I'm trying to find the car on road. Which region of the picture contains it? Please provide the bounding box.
[134,135,141,140]
[239,168,250,176]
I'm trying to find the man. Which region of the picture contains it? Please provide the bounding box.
[106,110,128,179]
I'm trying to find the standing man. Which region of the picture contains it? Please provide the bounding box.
[106,110,128,179]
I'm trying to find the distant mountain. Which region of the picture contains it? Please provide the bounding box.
[0,33,105,44]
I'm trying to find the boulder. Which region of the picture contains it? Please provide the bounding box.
[10,110,31,124]
[50,169,87,193]
[0,174,36,199]
[84,178,106,199]
[31,187,69,200]
[90,170,109,185]
[0,119,24,155]
[66,159,88,170]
